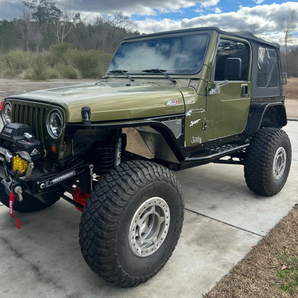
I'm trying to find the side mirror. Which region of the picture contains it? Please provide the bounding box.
[224,58,242,80]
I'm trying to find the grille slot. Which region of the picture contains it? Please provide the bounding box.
[12,103,48,144]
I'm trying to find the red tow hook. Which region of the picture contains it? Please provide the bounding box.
[9,192,21,229]
[73,187,90,212]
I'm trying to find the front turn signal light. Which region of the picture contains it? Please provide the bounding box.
[13,155,28,175]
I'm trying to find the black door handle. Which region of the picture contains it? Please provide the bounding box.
[241,85,248,97]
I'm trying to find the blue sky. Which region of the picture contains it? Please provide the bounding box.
[0,0,297,45]
[128,0,290,20]
[130,0,244,21]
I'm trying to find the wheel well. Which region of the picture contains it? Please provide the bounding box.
[260,105,287,128]
[123,126,180,165]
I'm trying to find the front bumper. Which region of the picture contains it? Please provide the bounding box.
[0,146,35,199]
[0,145,89,204]
[0,122,90,203]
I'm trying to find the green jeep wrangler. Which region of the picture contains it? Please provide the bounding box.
[0,27,291,287]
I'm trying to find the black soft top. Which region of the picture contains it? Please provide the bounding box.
[124,26,279,49]
[124,26,283,98]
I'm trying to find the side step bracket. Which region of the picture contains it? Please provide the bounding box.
[180,143,249,170]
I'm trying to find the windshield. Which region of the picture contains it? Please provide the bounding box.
[107,34,209,75]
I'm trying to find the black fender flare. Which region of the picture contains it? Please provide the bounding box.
[67,117,186,162]
[245,102,287,136]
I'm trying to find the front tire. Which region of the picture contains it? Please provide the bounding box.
[244,127,291,196]
[79,160,184,287]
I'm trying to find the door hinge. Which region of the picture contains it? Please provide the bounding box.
[203,120,207,130]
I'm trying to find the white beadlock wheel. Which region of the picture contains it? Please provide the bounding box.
[129,197,171,257]
[273,147,287,180]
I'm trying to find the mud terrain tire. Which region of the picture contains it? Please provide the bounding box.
[244,128,291,196]
[79,160,184,287]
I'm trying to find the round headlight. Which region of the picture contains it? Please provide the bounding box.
[2,102,12,124]
[47,110,64,139]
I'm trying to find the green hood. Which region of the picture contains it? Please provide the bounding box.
[12,81,186,123]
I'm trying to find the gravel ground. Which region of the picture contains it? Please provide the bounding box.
[285,99,298,119]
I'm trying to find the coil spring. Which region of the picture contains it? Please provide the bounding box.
[97,148,115,174]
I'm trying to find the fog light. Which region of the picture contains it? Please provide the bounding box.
[13,155,28,175]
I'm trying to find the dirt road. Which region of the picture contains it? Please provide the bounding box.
[285,99,298,119]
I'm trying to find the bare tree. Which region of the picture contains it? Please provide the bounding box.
[29,22,44,51]
[52,0,80,43]
[238,23,259,35]
[101,11,136,33]
[15,9,32,51]
[23,0,63,48]
[278,10,298,73]
[15,8,43,51]
[99,12,138,52]
[247,23,259,35]
[288,46,298,77]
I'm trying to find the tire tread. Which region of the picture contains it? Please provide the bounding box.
[79,160,184,288]
[244,127,291,196]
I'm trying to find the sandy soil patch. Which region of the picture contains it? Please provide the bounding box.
[284,77,298,100]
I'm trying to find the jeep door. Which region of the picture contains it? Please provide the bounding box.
[206,37,252,140]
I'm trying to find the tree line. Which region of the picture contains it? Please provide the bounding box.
[0,0,140,54]
[278,10,298,78]
[0,0,297,77]
[240,9,298,78]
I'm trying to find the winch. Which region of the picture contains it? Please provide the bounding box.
[0,123,43,162]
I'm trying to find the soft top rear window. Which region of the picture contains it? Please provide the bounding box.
[107,34,209,75]
[257,47,279,88]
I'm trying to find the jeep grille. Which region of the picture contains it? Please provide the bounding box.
[11,102,48,144]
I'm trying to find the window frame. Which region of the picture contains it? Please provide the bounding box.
[107,33,211,76]
[256,46,279,89]
[212,36,252,82]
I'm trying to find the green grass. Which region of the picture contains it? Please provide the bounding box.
[277,252,298,295]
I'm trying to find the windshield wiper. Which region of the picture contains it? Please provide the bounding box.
[142,69,176,84]
[108,69,134,82]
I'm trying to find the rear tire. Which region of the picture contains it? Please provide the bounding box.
[79,160,184,287]
[0,184,59,213]
[244,127,291,196]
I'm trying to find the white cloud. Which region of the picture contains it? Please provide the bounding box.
[0,0,221,19]
[214,7,222,14]
[253,0,265,4]
[136,2,298,46]
[193,8,203,13]
[58,0,220,17]
[136,18,183,33]
[0,0,23,20]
